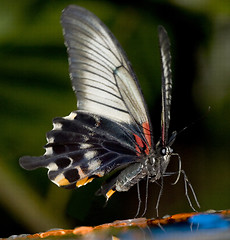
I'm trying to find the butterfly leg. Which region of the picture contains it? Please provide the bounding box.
[164,168,200,211]
[155,175,164,218]
[135,181,141,218]
[141,175,149,217]
[181,170,200,211]
[171,153,182,185]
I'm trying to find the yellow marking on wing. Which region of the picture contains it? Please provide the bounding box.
[76,177,94,187]
[58,178,70,186]
[86,177,94,184]
[106,189,116,199]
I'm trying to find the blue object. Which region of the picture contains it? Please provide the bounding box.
[189,213,229,229]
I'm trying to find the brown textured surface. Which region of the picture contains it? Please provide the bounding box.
[5,209,230,239]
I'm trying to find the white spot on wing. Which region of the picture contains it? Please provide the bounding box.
[45,147,53,156]
[48,162,58,171]
[63,112,77,120]
[84,151,97,160]
[80,143,92,149]
[88,160,101,171]
[53,122,62,130]
[47,136,54,143]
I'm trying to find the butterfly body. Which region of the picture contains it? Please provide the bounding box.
[19,5,177,206]
[110,145,172,192]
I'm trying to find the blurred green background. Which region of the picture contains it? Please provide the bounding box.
[1,0,230,238]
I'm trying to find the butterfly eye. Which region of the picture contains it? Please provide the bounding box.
[160,146,173,156]
[160,147,167,156]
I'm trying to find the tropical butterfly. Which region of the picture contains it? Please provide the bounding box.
[19,5,199,214]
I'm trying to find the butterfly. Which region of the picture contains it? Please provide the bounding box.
[19,5,199,214]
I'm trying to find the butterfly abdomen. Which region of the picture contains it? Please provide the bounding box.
[103,162,147,199]
[115,163,147,192]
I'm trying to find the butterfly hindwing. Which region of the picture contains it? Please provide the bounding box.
[20,111,142,189]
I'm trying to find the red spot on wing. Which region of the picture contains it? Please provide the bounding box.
[142,122,151,147]
[133,134,144,156]
[133,121,151,156]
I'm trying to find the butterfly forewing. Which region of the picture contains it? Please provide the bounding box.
[61,5,153,140]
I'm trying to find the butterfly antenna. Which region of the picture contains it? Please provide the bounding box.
[176,106,211,138]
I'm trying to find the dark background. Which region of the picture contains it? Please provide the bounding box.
[1,0,230,237]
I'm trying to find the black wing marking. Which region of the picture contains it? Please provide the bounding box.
[61,5,153,146]
[158,26,172,145]
[19,111,140,188]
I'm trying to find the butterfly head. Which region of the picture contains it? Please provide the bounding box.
[149,131,177,180]
[155,130,177,154]
[158,145,173,168]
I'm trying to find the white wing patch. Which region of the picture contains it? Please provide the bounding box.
[48,162,58,171]
[84,150,97,160]
[80,143,93,149]
[53,122,62,131]
[88,159,101,171]
[45,147,53,156]
[63,112,77,120]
